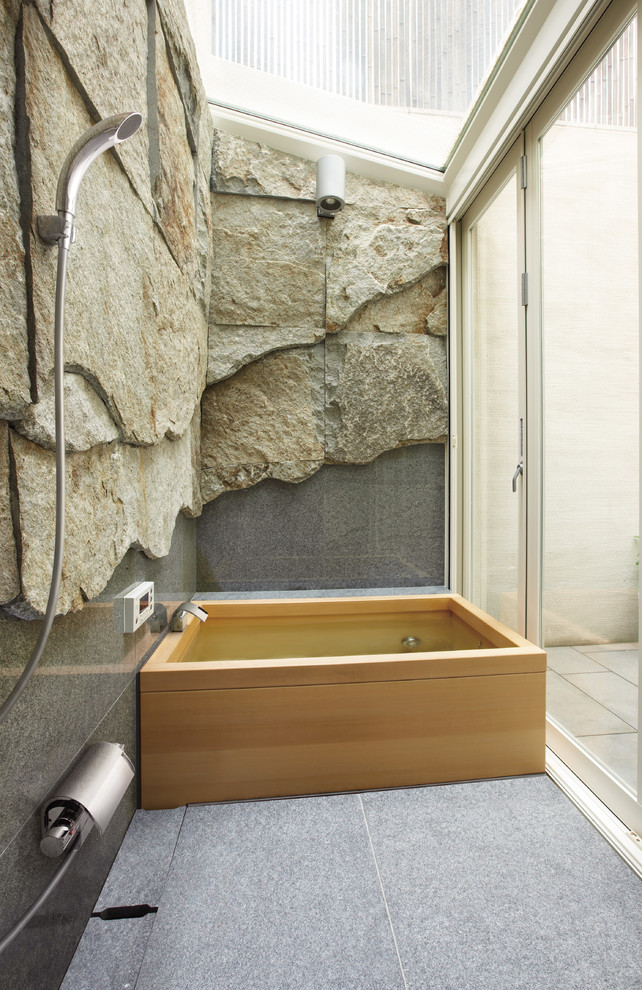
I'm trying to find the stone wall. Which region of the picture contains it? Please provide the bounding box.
[1,61,448,615]
[1,0,212,618]
[0,2,208,987]
[202,131,448,505]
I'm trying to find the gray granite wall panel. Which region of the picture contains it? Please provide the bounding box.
[0,682,138,990]
[0,516,197,989]
[197,444,445,592]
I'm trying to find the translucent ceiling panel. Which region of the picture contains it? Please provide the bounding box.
[213,0,526,113]
[205,0,528,166]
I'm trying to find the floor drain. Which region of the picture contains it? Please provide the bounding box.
[91,904,158,920]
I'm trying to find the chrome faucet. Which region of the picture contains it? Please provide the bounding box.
[170,601,208,632]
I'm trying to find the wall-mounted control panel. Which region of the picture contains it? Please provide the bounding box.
[123,581,154,634]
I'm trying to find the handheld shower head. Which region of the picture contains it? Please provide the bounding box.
[55,111,143,217]
[1,111,144,729]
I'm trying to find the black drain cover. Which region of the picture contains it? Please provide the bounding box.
[91,904,158,921]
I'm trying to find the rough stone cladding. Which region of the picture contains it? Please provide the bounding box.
[0,0,211,615]
[0,8,446,617]
[203,130,448,503]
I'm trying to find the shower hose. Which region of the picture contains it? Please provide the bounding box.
[0,241,68,727]
[0,238,71,957]
[0,837,79,956]
[0,113,145,960]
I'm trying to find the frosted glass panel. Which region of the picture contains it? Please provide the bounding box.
[470,176,519,624]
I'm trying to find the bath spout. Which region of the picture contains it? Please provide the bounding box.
[170,601,208,632]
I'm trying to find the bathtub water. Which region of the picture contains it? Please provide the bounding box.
[179,610,494,662]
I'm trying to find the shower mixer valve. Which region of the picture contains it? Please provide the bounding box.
[40,742,134,858]
[41,800,90,858]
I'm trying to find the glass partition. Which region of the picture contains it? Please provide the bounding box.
[540,17,638,794]
[469,173,521,624]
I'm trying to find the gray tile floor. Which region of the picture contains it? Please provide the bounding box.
[547,643,638,792]
[62,775,642,990]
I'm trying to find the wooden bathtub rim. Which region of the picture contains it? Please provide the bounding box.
[139,593,546,692]
[140,649,546,692]
[152,592,527,648]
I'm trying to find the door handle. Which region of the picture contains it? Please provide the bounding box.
[512,462,523,493]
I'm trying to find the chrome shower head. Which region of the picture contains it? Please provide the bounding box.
[55,112,143,217]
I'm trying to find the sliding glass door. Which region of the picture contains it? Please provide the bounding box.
[528,6,639,812]
[460,0,640,827]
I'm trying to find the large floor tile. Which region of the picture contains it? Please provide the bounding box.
[60,917,155,990]
[361,777,642,990]
[546,646,607,675]
[575,642,638,654]
[581,649,639,686]
[564,671,637,729]
[546,670,633,735]
[59,808,186,990]
[578,732,638,792]
[135,794,405,990]
[95,807,186,909]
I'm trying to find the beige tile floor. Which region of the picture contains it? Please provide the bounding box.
[547,643,638,793]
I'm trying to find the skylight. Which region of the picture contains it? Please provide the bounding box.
[212,0,526,116]
[188,0,531,171]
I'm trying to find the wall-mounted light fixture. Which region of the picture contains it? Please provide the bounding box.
[316,155,345,218]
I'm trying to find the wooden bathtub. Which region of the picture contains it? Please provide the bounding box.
[139,594,546,809]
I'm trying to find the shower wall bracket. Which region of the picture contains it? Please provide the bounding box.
[36,214,76,246]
